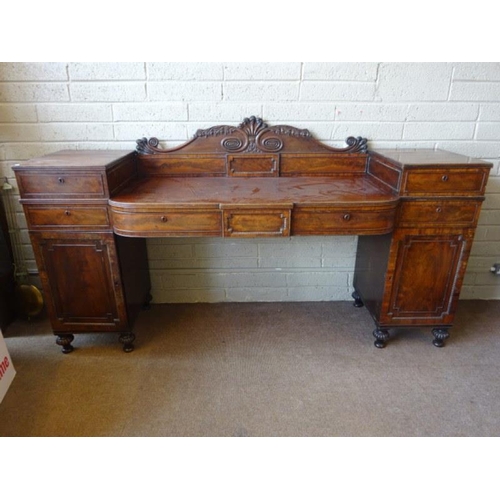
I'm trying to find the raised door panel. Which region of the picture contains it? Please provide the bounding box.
[380,230,472,325]
[33,233,128,332]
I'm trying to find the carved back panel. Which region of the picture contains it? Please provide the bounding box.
[136,116,369,177]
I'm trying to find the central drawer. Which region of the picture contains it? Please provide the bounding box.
[111,209,222,236]
[223,208,291,237]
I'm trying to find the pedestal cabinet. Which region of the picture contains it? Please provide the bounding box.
[14,151,151,352]
[354,151,490,347]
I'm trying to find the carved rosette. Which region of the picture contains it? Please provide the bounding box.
[136,116,369,155]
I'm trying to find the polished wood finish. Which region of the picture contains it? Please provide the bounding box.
[355,148,490,347]
[14,150,150,353]
[13,117,492,352]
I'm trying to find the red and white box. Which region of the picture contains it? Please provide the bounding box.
[0,329,16,404]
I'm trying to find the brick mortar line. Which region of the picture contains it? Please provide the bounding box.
[3,99,500,105]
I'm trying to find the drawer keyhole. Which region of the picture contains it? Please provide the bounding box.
[58,177,65,184]
[160,216,168,222]
[441,175,449,182]
[343,213,351,221]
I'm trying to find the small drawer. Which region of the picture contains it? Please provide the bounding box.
[398,200,481,227]
[111,210,222,236]
[17,172,106,198]
[26,206,110,229]
[402,168,488,196]
[223,209,291,237]
[292,206,396,235]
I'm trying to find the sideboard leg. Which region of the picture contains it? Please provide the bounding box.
[373,328,390,349]
[142,292,153,311]
[432,328,450,348]
[352,290,364,308]
[119,332,136,352]
[56,334,75,354]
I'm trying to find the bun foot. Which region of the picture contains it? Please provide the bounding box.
[142,293,153,310]
[119,332,136,353]
[352,290,364,308]
[373,328,389,348]
[432,328,450,348]
[56,334,75,354]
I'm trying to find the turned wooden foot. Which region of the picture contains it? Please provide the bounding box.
[373,328,389,348]
[432,328,450,348]
[119,332,136,353]
[142,292,153,311]
[352,290,364,308]
[56,334,75,354]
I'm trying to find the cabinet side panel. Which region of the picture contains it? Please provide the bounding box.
[115,235,151,325]
[353,233,393,321]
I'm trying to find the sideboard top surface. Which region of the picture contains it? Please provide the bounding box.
[109,175,399,210]
[371,149,493,168]
[16,150,134,169]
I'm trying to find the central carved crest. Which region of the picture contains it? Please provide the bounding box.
[194,116,312,153]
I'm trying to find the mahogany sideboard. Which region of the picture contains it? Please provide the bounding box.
[13,117,492,353]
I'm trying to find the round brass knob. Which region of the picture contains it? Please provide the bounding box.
[65,210,71,216]
[343,213,351,221]
[58,177,65,184]
[441,175,448,182]
[436,207,442,213]
[160,216,167,222]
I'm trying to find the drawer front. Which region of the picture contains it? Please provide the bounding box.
[17,173,106,198]
[26,205,110,229]
[111,210,222,236]
[403,168,487,196]
[292,207,396,235]
[398,200,481,227]
[223,209,291,237]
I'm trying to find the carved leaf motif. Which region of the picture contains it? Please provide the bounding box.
[240,116,266,137]
[195,126,238,138]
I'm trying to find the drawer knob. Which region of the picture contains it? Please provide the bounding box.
[441,175,449,182]
[65,210,71,216]
[58,177,65,184]
[436,207,442,213]
[343,213,351,221]
[160,216,168,222]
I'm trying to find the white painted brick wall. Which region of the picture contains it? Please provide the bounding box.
[1,62,499,302]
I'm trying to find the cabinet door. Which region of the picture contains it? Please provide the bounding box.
[380,229,473,325]
[32,233,129,332]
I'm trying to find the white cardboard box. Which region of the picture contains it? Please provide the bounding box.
[0,329,16,404]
